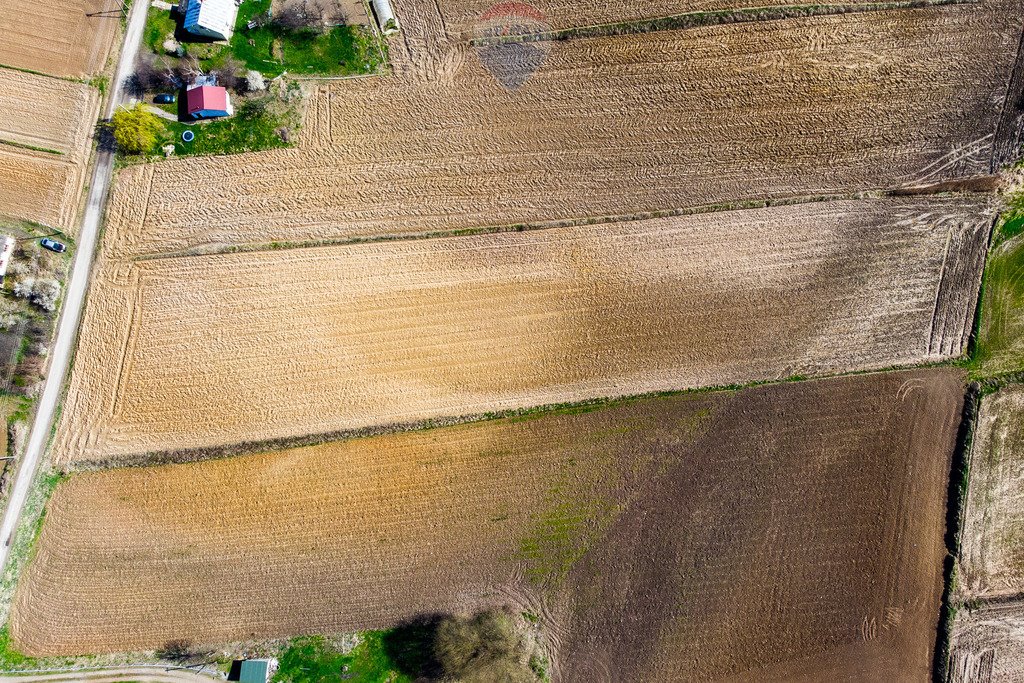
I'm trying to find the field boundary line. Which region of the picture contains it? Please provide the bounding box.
[129,184,1003,261]
[467,0,979,45]
[67,361,966,473]
[130,191,883,261]
[0,140,63,157]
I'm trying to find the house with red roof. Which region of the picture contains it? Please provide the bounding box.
[186,85,233,120]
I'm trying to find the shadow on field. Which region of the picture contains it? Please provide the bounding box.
[382,614,445,679]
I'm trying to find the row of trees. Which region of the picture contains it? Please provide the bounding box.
[131,55,254,96]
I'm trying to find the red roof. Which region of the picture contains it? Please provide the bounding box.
[186,85,229,114]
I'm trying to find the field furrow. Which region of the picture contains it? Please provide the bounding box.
[0,68,100,158]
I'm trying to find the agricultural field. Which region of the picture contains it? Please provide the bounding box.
[0,68,101,232]
[951,386,1024,683]
[973,230,1024,377]
[13,368,962,682]
[409,0,882,37]
[959,386,1024,599]
[55,197,987,464]
[0,0,118,78]
[104,0,1023,258]
[0,69,100,157]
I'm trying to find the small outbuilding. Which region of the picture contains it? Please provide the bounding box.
[186,84,233,119]
[237,658,278,683]
[180,0,239,41]
[0,236,14,283]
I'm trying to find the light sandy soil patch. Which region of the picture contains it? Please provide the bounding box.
[55,197,987,464]
[951,602,1024,683]
[13,369,962,681]
[0,0,119,78]
[104,0,1022,258]
[0,68,100,158]
[960,386,1024,599]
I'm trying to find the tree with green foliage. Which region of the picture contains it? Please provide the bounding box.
[110,104,164,155]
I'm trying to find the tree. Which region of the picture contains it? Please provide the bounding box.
[434,609,535,682]
[110,104,164,155]
[13,278,60,312]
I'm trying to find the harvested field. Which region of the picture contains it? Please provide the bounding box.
[396,0,889,44]
[960,386,1024,600]
[105,0,1023,258]
[0,0,118,78]
[13,369,962,681]
[55,197,987,464]
[0,67,100,231]
[951,602,1024,683]
[0,148,85,231]
[0,68,100,158]
[952,384,1024,683]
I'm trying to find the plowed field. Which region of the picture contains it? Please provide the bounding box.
[960,386,1024,599]
[0,149,85,231]
[0,67,100,231]
[951,602,1024,683]
[395,0,882,43]
[54,197,987,465]
[14,369,962,682]
[0,0,118,77]
[104,0,1023,258]
[0,69,99,158]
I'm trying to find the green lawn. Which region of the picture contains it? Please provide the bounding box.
[229,0,383,77]
[156,102,292,157]
[144,6,179,54]
[968,207,1024,377]
[273,634,414,683]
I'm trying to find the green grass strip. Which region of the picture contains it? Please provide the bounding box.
[0,139,63,157]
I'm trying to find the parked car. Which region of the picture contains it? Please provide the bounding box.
[40,238,66,253]
[154,93,176,104]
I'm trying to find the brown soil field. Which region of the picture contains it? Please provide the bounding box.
[0,0,118,78]
[0,68,100,231]
[960,386,1024,600]
[393,0,883,44]
[0,148,84,231]
[55,197,987,465]
[15,369,962,681]
[0,68,100,158]
[951,602,1024,683]
[105,0,1023,258]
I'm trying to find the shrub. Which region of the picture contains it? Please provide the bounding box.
[13,279,60,312]
[434,609,535,682]
[111,104,165,155]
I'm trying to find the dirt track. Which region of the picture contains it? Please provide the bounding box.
[104,0,1022,258]
[54,197,988,464]
[14,369,962,682]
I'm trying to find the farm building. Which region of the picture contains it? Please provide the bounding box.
[238,658,277,683]
[0,236,15,283]
[180,0,238,41]
[185,85,233,119]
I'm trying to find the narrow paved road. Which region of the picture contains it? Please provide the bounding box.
[0,0,150,568]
